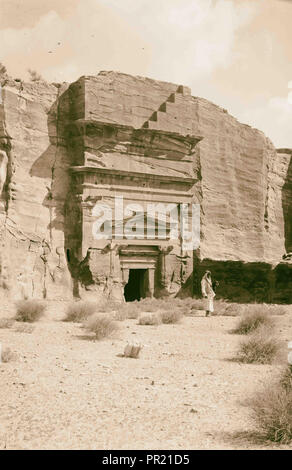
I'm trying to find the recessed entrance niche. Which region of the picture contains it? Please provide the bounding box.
[124,269,147,302]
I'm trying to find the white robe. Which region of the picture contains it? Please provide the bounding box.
[201,277,215,312]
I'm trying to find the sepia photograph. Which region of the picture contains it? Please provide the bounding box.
[0,0,291,454]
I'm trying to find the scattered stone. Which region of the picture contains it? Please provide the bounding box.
[123,343,142,359]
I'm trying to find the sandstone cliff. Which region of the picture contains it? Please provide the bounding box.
[0,71,290,302]
[73,71,288,263]
[276,149,292,254]
[0,78,72,300]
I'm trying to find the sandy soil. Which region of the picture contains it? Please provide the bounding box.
[0,300,291,450]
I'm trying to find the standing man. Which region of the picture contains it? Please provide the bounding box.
[201,270,215,317]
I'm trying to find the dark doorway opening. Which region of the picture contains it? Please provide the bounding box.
[124,269,147,302]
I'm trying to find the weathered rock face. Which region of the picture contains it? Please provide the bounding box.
[0,79,73,300]
[0,71,291,302]
[76,72,288,263]
[276,149,292,254]
[192,102,280,263]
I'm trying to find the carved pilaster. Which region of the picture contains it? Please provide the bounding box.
[146,268,155,298]
[121,268,130,286]
[159,245,173,289]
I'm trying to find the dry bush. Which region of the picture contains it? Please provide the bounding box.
[190,299,205,311]
[120,302,141,319]
[250,373,292,444]
[113,309,128,321]
[126,297,207,315]
[140,297,177,311]
[280,366,292,392]
[14,323,34,334]
[189,298,245,316]
[212,301,244,316]
[233,305,274,335]
[183,297,199,306]
[160,309,182,324]
[15,300,45,322]
[222,303,245,316]
[237,328,281,364]
[138,312,161,325]
[0,318,14,329]
[102,301,121,312]
[112,302,140,321]
[123,343,142,358]
[83,313,118,340]
[211,300,228,315]
[91,301,122,314]
[125,302,140,319]
[173,297,193,307]
[139,299,162,312]
[264,304,290,316]
[114,301,163,321]
[142,297,189,312]
[64,301,96,322]
[243,303,289,316]
[152,299,171,310]
[1,347,16,363]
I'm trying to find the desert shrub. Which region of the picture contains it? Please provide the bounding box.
[64,301,96,322]
[113,309,128,321]
[175,297,195,307]
[243,303,289,316]
[139,299,162,313]
[153,299,170,309]
[189,299,205,311]
[250,381,292,444]
[125,303,140,319]
[15,300,45,322]
[123,343,142,358]
[0,318,14,328]
[138,312,161,325]
[212,300,227,315]
[140,297,176,311]
[91,301,122,314]
[233,306,274,335]
[186,297,200,306]
[14,323,34,334]
[223,303,245,316]
[265,304,290,316]
[188,298,243,316]
[111,302,140,321]
[1,347,16,363]
[160,309,182,324]
[83,313,118,340]
[280,366,292,392]
[123,297,205,314]
[237,328,281,364]
[121,301,141,319]
[212,301,245,316]
[103,301,121,312]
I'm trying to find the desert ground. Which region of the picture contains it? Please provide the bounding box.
[0,298,291,450]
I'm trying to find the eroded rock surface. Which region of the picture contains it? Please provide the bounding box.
[0,72,290,302]
[0,79,72,299]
